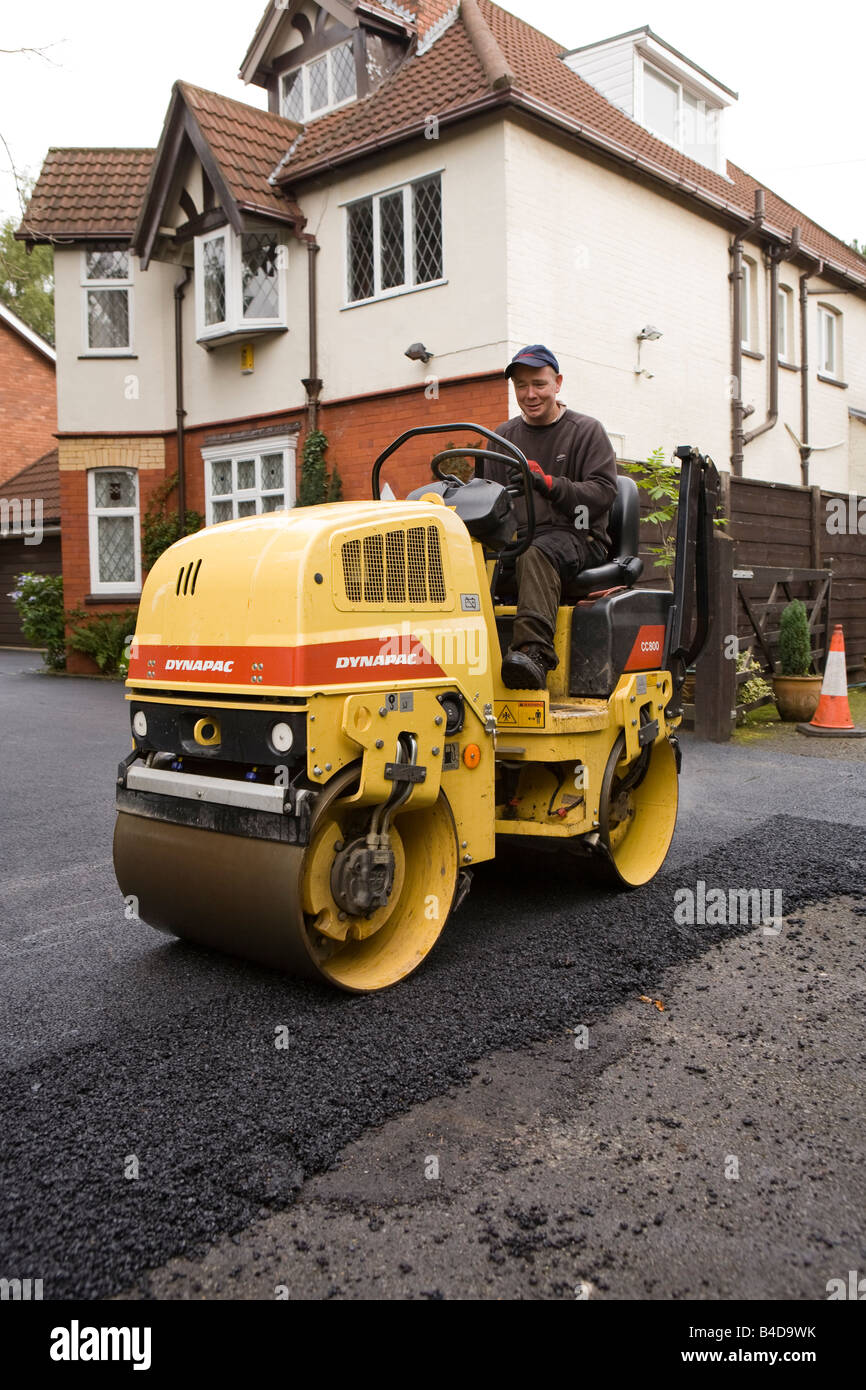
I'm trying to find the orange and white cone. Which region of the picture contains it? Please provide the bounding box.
[798,624,866,737]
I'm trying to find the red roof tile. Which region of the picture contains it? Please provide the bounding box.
[0,449,60,521]
[279,17,490,178]
[17,149,154,243]
[177,83,303,221]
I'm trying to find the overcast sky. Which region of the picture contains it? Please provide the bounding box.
[1,0,863,247]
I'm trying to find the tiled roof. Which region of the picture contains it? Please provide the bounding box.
[176,82,303,221]
[16,149,154,243]
[279,17,490,178]
[0,449,61,522]
[277,0,866,282]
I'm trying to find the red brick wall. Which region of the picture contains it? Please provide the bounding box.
[0,321,57,487]
[60,373,508,671]
[180,371,508,508]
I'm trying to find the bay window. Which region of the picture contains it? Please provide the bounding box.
[195,228,285,341]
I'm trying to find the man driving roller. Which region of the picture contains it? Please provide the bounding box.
[481,345,618,690]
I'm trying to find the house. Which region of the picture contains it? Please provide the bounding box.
[16,0,866,672]
[0,301,56,487]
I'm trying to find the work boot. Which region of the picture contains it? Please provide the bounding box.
[501,643,557,691]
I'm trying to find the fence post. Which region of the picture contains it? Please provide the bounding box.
[694,532,737,742]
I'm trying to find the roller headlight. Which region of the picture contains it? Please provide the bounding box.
[270,721,294,753]
[133,711,148,739]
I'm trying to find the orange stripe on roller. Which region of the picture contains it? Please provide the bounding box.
[128,639,446,686]
[624,625,667,672]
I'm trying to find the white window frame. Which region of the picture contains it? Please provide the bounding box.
[343,171,446,307]
[817,304,842,378]
[194,227,287,342]
[778,284,794,363]
[280,40,357,123]
[638,59,721,169]
[87,467,142,596]
[202,437,297,524]
[81,246,134,355]
[741,256,757,350]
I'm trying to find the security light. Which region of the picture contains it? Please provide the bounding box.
[405,342,434,363]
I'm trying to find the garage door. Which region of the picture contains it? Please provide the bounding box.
[0,536,63,646]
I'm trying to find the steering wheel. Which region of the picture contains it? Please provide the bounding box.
[427,447,536,559]
[371,422,536,558]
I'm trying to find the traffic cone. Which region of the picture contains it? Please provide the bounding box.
[798,624,866,737]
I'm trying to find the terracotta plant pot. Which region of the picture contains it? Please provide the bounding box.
[772,674,823,722]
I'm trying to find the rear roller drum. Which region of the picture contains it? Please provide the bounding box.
[595,731,679,887]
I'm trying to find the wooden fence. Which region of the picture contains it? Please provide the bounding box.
[623,464,866,741]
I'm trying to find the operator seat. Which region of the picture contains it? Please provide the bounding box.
[564,475,643,598]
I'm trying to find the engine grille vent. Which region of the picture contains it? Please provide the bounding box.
[340,526,447,607]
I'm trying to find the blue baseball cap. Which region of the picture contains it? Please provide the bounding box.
[505,344,560,378]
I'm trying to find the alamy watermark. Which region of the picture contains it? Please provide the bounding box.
[674,880,783,934]
[0,498,43,546]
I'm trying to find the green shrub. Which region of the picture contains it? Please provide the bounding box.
[7,572,66,668]
[66,609,139,677]
[778,599,812,676]
[142,473,203,572]
[298,430,342,506]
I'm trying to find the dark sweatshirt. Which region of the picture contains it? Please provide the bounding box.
[481,408,618,553]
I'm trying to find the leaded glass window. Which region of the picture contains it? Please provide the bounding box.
[413,176,443,285]
[279,41,357,122]
[332,42,357,104]
[203,441,295,522]
[241,233,280,320]
[379,191,406,291]
[346,174,443,304]
[281,68,304,123]
[348,200,375,303]
[83,243,133,352]
[88,468,140,594]
[203,235,226,327]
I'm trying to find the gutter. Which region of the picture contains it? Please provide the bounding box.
[798,254,824,487]
[174,268,191,526]
[729,189,764,477]
[299,236,322,435]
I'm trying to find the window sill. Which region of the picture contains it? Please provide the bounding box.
[78,353,138,360]
[341,279,448,311]
[84,592,141,605]
[197,325,289,351]
[817,373,848,389]
[741,348,764,361]
[779,360,800,373]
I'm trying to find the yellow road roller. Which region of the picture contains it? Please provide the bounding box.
[114,426,719,992]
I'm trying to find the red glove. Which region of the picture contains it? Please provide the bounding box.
[527,459,553,493]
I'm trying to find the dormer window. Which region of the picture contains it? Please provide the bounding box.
[641,61,719,167]
[280,41,357,122]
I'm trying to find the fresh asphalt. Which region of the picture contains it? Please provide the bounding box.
[1,647,864,1299]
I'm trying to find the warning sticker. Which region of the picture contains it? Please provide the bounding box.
[518,701,546,729]
[495,702,546,729]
